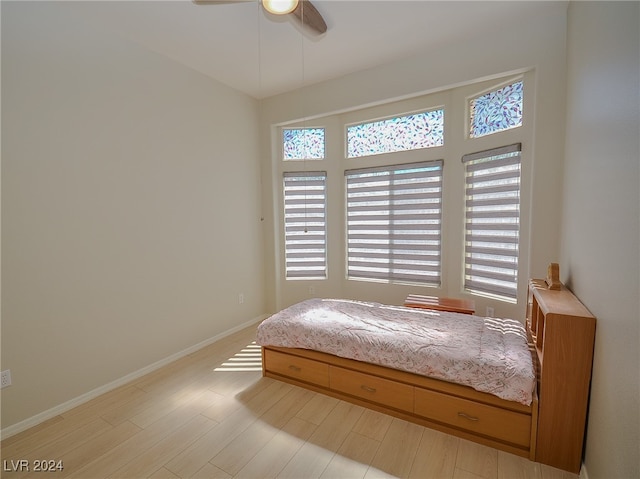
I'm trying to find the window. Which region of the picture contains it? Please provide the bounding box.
[347,109,444,158]
[275,76,530,303]
[469,81,523,138]
[283,172,327,279]
[463,144,521,301]
[346,160,443,285]
[283,128,325,160]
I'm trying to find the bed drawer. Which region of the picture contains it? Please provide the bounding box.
[265,350,329,387]
[414,388,531,447]
[329,366,413,412]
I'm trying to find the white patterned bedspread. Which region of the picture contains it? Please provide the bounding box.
[256,298,535,405]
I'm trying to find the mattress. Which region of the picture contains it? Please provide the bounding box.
[256,298,535,405]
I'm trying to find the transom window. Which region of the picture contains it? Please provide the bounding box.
[283,128,325,160]
[347,109,444,158]
[345,160,443,285]
[469,81,523,138]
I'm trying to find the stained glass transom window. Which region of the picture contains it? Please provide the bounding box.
[283,128,325,160]
[347,110,444,158]
[469,81,523,138]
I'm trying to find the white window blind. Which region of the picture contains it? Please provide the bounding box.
[463,144,521,301]
[283,171,327,279]
[346,160,443,285]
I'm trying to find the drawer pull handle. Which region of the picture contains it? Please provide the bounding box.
[360,385,377,393]
[288,365,301,372]
[458,412,479,422]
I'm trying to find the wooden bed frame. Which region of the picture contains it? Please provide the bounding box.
[261,277,595,473]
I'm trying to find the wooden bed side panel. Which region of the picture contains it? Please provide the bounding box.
[535,313,596,473]
[264,346,532,413]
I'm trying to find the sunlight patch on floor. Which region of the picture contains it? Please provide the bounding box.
[214,341,263,372]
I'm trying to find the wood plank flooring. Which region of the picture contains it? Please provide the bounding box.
[1,324,578,479]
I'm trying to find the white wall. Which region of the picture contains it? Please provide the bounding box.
[1,2,265,431]
[260,4,569,319]
[561,2,639,478]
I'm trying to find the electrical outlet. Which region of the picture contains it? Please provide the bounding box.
[1,370,12,389]
[239,293,244,305]
[486,306,495,317]
[309,286,316,295]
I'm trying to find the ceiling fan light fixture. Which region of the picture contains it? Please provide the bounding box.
[262,0,299,15]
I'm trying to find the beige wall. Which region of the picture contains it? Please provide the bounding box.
[561,2,639,478]
[1,3,265,432]
[260,5,569,320]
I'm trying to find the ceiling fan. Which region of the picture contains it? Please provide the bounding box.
[194,0,327,35]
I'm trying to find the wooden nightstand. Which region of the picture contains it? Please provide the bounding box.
[404,294,476,315]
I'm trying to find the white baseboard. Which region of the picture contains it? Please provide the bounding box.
[0,315,268,441]
[580,463,589,479]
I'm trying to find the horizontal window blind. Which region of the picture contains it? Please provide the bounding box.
[346,160,443,285]
[283,172,327,279]
[463,144,521,301]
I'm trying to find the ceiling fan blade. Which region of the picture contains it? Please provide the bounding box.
[193,0,327,35]
[291,0,327,34]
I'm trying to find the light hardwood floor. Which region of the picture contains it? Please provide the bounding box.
[1,324,578,479]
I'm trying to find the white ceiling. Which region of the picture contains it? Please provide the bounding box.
[56,0,567,99]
